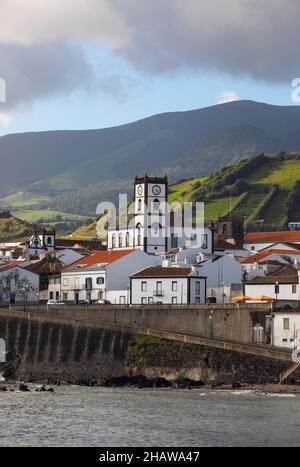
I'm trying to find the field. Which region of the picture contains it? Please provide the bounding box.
[168,178,206,204]
[248,159,300,190]
[204,196,242,220]
[11,209,90,223]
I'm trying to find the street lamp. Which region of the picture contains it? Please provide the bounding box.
[275,281,279,307]
[22,286,28,313]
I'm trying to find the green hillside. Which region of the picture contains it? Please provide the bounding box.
[71,152,300,239]
[0,212,32,241]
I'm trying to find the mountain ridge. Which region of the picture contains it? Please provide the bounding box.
[2,100,300,216]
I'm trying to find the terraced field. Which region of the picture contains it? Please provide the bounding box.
[233,192,266,219]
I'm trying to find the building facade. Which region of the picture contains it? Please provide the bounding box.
[273,311,300,349]
[57,249,158,304]
[0,264,39,306]
[130,267,207,305]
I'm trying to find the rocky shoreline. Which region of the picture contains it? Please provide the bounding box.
[1,374,299,396]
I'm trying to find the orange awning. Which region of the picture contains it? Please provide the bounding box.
[232,295,251,302]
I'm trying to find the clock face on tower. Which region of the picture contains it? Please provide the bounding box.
[137,185,143,196]
[152,185,161,196]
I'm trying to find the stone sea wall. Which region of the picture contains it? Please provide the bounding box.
[0,314,298,385]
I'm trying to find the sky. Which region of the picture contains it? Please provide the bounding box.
[0,0,299,136]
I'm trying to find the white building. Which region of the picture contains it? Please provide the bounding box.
[57,249,158,304]
[244,232,300,252]
[273,310,300,349]
[195,255,243,303]
[130,267,207,305]
[161,247,214,268]
[245,264,300,304]
[108,175,213,255]
[28,228,56,256]
[0,262,39,306]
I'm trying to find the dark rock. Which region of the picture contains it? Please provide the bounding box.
[19,383,30,392]
[232,382,242,389]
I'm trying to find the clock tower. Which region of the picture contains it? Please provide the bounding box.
[134,175,168,254]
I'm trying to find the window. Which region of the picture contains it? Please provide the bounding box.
[195,297,201,304]
[74,278,79,289]
[141,282,147,292]
[201,234,208,249]
[141,297,147,305]
[275,284,280,295]
[118,234,123,248]
[85,277,93,290]
[49,292,54,300]
[196,281,201,296]
[156,281,163,295]
[153,199,160,214]
[191,234,197,245]
[112,234,116,248]
[63,293,68,301]
[97,277,105,285]
[47,236,52,245]
[126,232,130,247]
[119,296,126,305]
[283,318,290,331]
[63,278,68,286]
[148,297,154,304]
[172,281,178,292]
[223,224,228,235]
[172,297,178,305]
[251,246,255,251]
[55,292,60,300]
[136,223,142,247]
[292,284,297,294]
[138,199,142,212]
[171,234,178,249]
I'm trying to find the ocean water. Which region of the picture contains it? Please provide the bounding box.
[0,386,299,447]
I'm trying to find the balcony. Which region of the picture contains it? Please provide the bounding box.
[153,290,164,297]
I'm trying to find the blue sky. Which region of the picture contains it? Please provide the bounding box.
[0,1,299,136]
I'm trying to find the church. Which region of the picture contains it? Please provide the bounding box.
[107,175,213,255]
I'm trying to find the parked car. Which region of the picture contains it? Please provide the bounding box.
[47,299,66,306]
[79,299,92,305]
[95,299,111,305]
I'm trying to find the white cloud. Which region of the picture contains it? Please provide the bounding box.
[0,0,131,48]
[217,91,240,105]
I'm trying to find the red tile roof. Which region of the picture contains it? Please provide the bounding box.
[242,249,300,264]
[131,267,193,278]
[65,249,134,270]
[214,239,243,250]
[0,261,26,272]
[244,231,300,244]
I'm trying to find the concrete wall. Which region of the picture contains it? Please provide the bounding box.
[16,304,271,344]
[0,314,133,383]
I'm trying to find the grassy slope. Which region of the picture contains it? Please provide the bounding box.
[11,209,90,223]
[0,216,32,241]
